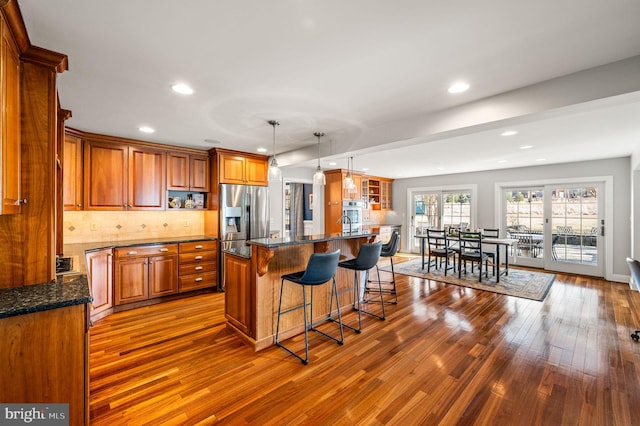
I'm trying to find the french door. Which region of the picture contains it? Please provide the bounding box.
[503,182,604,276]
[409,188,474,253]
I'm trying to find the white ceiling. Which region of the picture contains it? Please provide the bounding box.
[17,0,640,178]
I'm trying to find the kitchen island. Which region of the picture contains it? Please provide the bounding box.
[224,232,377,351]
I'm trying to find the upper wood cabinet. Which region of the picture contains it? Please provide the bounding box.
[63,134,83,210]
[211,148,269,186]
[0,18,22,215]
[167,152,209,192]
[84,141,166,210]
[363,177,393,211]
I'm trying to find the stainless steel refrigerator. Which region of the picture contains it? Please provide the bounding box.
[219,184,270,289]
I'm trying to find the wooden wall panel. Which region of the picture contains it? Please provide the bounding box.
[19,61,57,284]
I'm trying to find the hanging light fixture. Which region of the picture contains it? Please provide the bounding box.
[313,132,326,186]
[348,156,358,194]
[343,156,354,189]
[268,119,282,182]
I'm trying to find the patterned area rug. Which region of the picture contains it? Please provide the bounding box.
[381,258,555,301]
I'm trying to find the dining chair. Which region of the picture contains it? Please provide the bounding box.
[482,228,499,275]
[458,231,492,282]
[426,229,456,275]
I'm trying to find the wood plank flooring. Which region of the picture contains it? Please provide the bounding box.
[89,262,640,425]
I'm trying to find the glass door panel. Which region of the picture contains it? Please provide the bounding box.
[546,184,603,275]
[411,192,440,253]
[504,188,544,267]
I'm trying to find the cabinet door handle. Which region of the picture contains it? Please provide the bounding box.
[195,266,203,271]
[194,255,203,260]
[195,277,203,282]
[195,245,203,249]
[17,199,27,205]
[159,248,169,252]
[127,251,137,256]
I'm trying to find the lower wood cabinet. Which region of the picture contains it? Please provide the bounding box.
[224,252,252,336]
[114,244,178,305]
[86,248,113,321]
[178,240,217,292]
[0,304,89,425]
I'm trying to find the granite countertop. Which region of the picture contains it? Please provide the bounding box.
[0,274,92,319]
[63,235,218,274]
[247,231,377,249]
[67,235,218,255]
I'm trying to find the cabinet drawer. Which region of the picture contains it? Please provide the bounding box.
[179,272,217,292]
[179,251,217,264]
[179,240,217,252]
[115,244,178,259]
[179,261,217,276]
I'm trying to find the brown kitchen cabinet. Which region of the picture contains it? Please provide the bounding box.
[178,240,217,292]
[86,248,113,321]
[167,152,210,192]
[114,244,178,305]
[224,252,252,336]
[63,133,83,210]
[84,141,166,210]
[211,148,269,186]
[0,17,22,215]
[0,303,89,425]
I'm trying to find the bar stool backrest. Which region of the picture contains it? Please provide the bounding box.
[381,231,400,257]
[352,242,383,270]
[300,250,341,285]
[627,257,640,285]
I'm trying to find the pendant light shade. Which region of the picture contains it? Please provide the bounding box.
[312,132,326,186]
[268,120,282,182]
[347,156,358,194]
[343,156,354,189]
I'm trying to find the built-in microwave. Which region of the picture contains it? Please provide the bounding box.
[342,201,363,233]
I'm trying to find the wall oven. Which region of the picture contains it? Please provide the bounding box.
[342,201,363,233]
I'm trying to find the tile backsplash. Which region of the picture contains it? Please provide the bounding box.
[64,210,206,244]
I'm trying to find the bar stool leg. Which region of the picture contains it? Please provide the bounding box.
[361,268,385,320]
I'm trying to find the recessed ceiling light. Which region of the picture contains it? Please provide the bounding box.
[329,162,337,166]
[171,83,194,95]
[362,167,369,172]
[501,130,518,137]
[138,126,155,133]
[257,147,267,153]
[448,82,470,94]
[520,145,533,150]
[536,158,547,162]
[498,160,508,163]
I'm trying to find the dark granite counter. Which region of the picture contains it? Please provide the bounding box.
[62,235,218,274]
[70,235,218,255]
[247,231,377,249]
[0,274,92,319]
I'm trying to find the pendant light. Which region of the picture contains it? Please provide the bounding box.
[348,156,358,194]
[268,119,282,182]
[343,156,354,189]
[312,132,326,186]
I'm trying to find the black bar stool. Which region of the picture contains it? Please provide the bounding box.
[367,230,400,304]
[334,242,384,333]
[275,250,342,364]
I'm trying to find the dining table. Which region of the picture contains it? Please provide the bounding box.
[415,233,514,282]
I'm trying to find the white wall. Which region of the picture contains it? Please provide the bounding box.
[392,157,632,277]
[268,167,324,236]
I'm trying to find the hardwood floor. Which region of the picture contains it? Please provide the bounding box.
[89,263,640,425]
